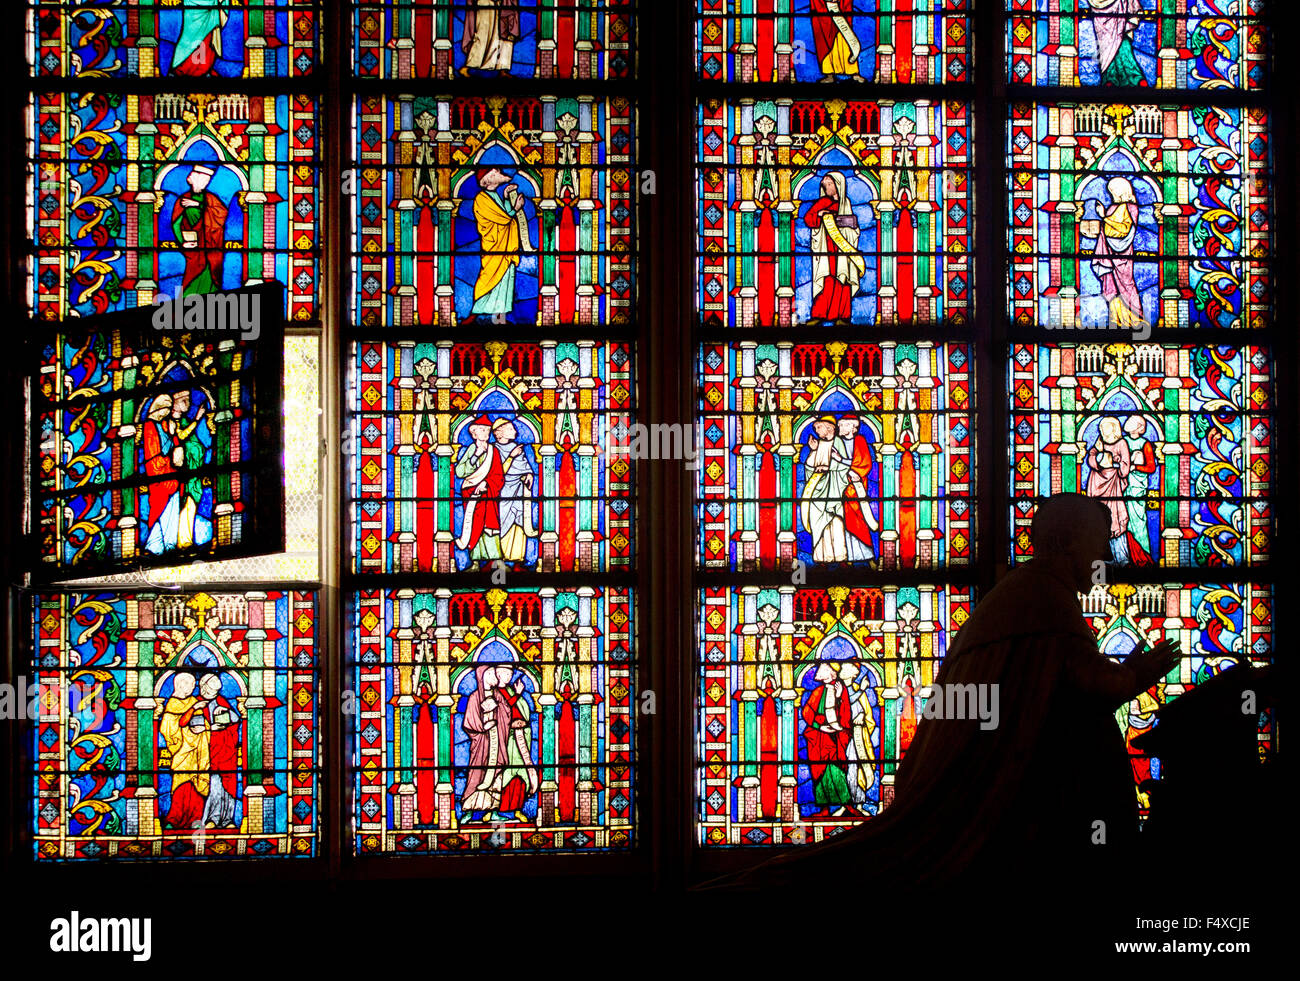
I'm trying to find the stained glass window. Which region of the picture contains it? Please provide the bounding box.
[696,1,972,84]
[352,586,634,852]
[29,1,322,79]
[697,341,973,570]
[31,590,320,860]
[7,0,1285,897]
[22,0,324,866]
[1008,102,1271,332]
[351,94,635,328]
[1009,342,1271,568]
[1003,0,1277,852]
[1005,1,1267,90]
[352,1,635,79]
[29,90,322,322]
[345,8,640,856]
[348,340,634,573]
[30,295,286,580]
[697,98,972,328]
[698,584,972,846]
[693,0,978,852]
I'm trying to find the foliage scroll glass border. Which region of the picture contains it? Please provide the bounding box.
[695,579,1272,846]
[1007,101,1271,333]
[21,5,325,863]
[1008,342,1271,570]
[1002,4,1277,841]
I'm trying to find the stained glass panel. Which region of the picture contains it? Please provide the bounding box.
[1078,581,1272,816]
[351,586,635,852]
[31,589,319,860]
[351,95,635,328]
[1008,103,1271,331]
[1009,343,1271,568]
[696,1,971,84]
[63,333,321,586]
[1005,1,1267,90]
[697,340,974,570]
[29,1,322,79]
[697,99,972,328]
[31,294,285,581]
[696,581,1271,846]
[29,91,321,322]
[348,340,633,573]
[697,583,972,846]
[352,1,634,80]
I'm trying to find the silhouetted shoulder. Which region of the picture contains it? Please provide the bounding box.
[950,560,1093,653]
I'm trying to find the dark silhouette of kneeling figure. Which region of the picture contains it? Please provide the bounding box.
[698,493,1180,897]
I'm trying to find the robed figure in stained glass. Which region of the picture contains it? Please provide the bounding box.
[143,389,214,555]
[464,166,533,323]
[1082,176,1145,330]
[837,415,877,563]
[455,415,505,561]
[173,164,231,297]
[168,389,215,550]
[1085,416,1129,535]
[1122,416,1159,563]
[142,394,182,554]
[1085,417,1152,566]
[801,661,856,815]
[1087,0,1145,86]
[800,416,851,562]
[492,419,538,563]
[460,0,522,75]
[169,0,231,77]
[804,172,865,324]
[159,672,211,830]
[198,673,242,829]
[710,495,1182,893]
[809,1,865,80]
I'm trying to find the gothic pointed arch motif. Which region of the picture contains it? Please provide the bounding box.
[353,586,634,851]
[32,590,319,860]
[697,340,973,571]
[350,339,632,574]
[352,93,634,328]
[32,88,321,321]
[697,97,972,328]
[1002,1,1277,838]
[698,583,971,846]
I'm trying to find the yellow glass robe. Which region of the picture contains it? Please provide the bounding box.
[471,189,521,316]
[159,694,210,798]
